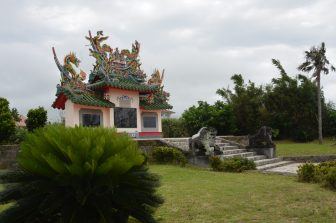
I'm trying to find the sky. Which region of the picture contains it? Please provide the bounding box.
[1,0,336,122]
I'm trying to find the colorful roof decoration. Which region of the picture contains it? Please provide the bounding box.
[52,30,172,110]
[140,87,173,110]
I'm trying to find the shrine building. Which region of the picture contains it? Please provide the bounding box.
[51,31,172,138]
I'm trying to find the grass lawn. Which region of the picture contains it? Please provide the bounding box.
[151,165,336,223]
[276,138,336,157]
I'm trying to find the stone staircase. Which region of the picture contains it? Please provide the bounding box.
[216,138,292,171]
[160,137,292,171]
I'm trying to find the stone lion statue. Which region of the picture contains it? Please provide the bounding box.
[190,127,220,156]
[248,126,275,148]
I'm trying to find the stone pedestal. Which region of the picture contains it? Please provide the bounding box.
[250,147,276,159]
[188,156,209,167]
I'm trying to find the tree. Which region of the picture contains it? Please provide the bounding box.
[0,126,163,222]
[265,59,318,141]
[26,106,47,131]
[162,118,188,138]
[216,74,265,135]
[298,42,335,144]
[181,101,236,136]
[10,108,20,122]
[0,98,16,142]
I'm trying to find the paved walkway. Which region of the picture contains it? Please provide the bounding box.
[265,163,303,175]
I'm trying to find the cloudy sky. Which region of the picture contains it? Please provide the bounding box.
[1,0,336,121]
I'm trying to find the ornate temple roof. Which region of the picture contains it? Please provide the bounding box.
[51,30,172,110]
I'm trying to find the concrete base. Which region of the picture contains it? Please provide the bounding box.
[188,156,209,167]
[250,147,276,159]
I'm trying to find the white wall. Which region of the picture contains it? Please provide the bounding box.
[64,100,111,127]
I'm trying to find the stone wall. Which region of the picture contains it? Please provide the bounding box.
[283,155,336,162]
[161,138,190,152]
[0,144,19,169]
[217,135,249,146]
[136,138,191,156]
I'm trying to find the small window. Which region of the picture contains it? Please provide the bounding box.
[82,114,101,127]
[141,112,158,131]
[79,109,103,127]
[143,116,157,128]
[114,107,137,128]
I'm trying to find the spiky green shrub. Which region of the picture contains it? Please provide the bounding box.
[0,126,163,223]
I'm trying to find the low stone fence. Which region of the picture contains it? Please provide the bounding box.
[0,144,19,169]
[283,155,336,163]
[217,135,249,147]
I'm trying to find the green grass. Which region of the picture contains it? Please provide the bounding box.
[151,165,336,223]
[276,138,336,157]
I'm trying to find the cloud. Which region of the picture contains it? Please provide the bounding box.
[1,0,336,121]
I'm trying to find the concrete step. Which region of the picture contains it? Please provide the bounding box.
[221,149,247,155]
[221,152,255,159]
[216,142,231,147]
[254,158,283,166]
[257,161,293,171]
[246,155,267,161]
[219,145,239,150]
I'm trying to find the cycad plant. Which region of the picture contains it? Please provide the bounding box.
[0,126,163,223]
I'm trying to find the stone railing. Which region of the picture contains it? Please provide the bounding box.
[160,138,190,152]
[217,135,249,146]
[0,144,19,169]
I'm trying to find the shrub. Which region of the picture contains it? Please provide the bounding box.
[210,156,256,172]
[298,161,336,190]
[0,126,163,223]
[0,97,15,143]
[151,147,187,166]
[297,163,317,182]
[8,127,28,144]
[323,167,336,190]
[210,156,222,171]
[162,118,188,138]
[26,106,47,132]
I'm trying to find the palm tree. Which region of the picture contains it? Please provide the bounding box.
[298,42,335,144]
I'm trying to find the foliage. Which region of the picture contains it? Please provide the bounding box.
[25,107,47,132]
[323,167,336,190]
[181,53,335,141]
[297,163,316,183]
[162,118,188,138]
[298,161,336,190]
[0,126,163,223]
[210,156,256,172]
[181,101,236,136]
[151,147,187,166]
[209,156,222,171]
[8,127,28,144]
[264,62,319,141]
[0,98,16,143]
[10,108,20,122]
[324,103,336,137]
[217,74,265,135]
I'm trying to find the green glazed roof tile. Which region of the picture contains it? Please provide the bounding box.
[53,86,115,108]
